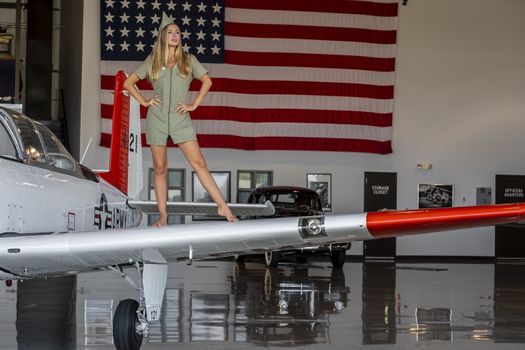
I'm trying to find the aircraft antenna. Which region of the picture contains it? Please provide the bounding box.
[80,137,93,164]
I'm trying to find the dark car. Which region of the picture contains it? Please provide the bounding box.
[243,186,350,267]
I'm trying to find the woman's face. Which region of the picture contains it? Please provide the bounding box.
[165,24,180,47]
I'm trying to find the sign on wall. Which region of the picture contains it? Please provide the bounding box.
[495,175,525,204]
[364,172,397,212]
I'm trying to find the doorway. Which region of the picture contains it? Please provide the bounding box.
[363,172,397,258]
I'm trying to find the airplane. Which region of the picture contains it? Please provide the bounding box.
[1,71,525,350]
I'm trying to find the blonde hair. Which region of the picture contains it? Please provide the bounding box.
[147,24,191,81]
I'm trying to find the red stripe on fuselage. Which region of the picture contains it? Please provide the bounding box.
[366,203,525,238]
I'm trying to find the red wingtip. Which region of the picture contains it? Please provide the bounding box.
[366,203,525,238]
[98,71,130,195]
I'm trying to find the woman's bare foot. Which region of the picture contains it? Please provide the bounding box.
[152,214,167,227]
[218,204,239,222]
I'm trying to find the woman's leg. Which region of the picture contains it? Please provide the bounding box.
[151,145,169,227]
[179,140,238,222]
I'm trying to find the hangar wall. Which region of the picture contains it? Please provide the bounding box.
[59,0,83,158]
[77,0,525,256]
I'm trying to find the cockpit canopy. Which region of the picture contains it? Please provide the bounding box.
[0,107,98,182]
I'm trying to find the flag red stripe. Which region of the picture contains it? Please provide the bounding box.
[199,135,392,153]
[101,75,114,90]
[190,78,394,98]
[192,107,393,126]
[226,0,398,17]
[102,76,393,99]
[224,51,395,71]
[225,22,397,44]
[101,103,392,127]
[101,132,392,154]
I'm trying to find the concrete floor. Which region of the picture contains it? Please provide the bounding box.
[1,258,525,349]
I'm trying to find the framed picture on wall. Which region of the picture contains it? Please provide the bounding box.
[306,173,332,212]
[418,184,453,208]
[192,171,231,220]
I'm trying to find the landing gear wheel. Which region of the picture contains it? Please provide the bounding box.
[113,299,143,350]
[264,251,280,267]
[331,250,346,268]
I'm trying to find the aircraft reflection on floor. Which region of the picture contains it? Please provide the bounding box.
[415,307,453,342]
[5,260,525,349]
[361,261,397,344]
[16,277,76,350]
[395,262,525,345]
[493,262,525,343]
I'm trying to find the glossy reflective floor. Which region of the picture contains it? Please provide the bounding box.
[1,258,525,349]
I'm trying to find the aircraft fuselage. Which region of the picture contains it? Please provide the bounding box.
[0,107,141,237]
[0,158,140,235]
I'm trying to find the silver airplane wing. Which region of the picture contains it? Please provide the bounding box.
[0,215,329,279]
[128,199,275,216]
[1,202,525,279]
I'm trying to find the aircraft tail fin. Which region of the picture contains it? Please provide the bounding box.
[98,71,143,197]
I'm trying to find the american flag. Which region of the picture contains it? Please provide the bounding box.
[100,0,398,153]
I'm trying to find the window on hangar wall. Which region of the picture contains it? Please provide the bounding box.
[237,170,273,203]
[148,168,186,225]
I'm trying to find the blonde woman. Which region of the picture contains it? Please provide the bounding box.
[124,13,237,226]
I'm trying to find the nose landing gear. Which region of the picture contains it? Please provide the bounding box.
[109,258,167,350]
[113,299,144,350]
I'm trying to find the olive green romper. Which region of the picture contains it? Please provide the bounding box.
[133,54,207,145]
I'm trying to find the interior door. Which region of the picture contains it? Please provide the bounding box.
[495,175,525,258]
[363,172,397,258]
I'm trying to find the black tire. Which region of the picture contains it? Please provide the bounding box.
[113,299,143,350]
[264,251,280,267]
[331,250,346,268]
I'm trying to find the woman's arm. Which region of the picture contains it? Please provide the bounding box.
[123,73,161,108]
[176,74,212,113]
